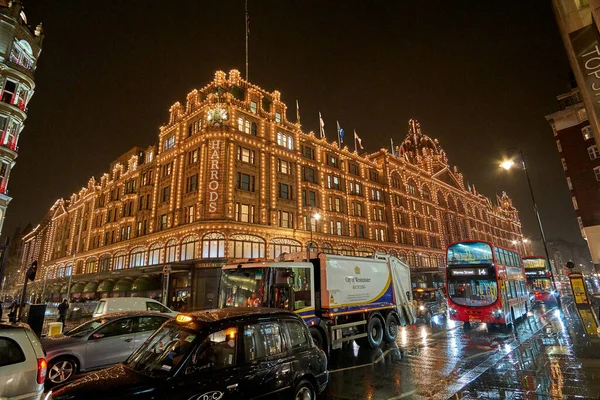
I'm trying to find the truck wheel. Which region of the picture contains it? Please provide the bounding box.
[383,313,399,343]
[360,316,383,348]
[310,327,326,353]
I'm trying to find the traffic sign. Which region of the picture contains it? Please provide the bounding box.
[163,265,171,275]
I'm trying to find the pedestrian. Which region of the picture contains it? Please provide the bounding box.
[57,299,69,328]
[8,301,18,322]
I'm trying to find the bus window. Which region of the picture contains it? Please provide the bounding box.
[448,279,498,306]
[447,242,493,265]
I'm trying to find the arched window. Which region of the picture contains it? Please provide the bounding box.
[420,254,430,268]
[270,238,302,258]
[65,263,73,277]
[447,197,457,212]
[306,241,318,252]
[229,234,265,258]
[113,252,126,270]
[389,249,398,257]
[202,233,225,258]
[130,247,146,267]
[422,185,431,201]
[85,258,97,274]
[57,264,65,278]
[409,253,417,268]
[181,235,199,261]
[336,245,354,256]
[406,179,417,196]
[148,243,162,265]
[99,255,111,272]
[321,243,333,254]
[356,247,374,257]
[165,239,177,263]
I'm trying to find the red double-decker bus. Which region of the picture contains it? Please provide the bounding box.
[523,256,557,303]
[446,240,530,328]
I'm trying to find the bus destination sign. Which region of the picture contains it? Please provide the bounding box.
[450,268,490,277]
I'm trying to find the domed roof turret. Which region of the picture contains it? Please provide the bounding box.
[399,119,448,166]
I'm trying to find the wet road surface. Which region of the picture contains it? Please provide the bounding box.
[325,299,600,399]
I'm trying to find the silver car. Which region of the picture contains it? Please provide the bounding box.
[41,311,170,385]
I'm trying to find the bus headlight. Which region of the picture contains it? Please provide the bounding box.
[492,309,503,319]
[419,306,425,311]
[448,308,457,315]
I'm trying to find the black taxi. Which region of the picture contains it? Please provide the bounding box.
[49,308,328,400]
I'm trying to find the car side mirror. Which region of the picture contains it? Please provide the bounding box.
[90,332,105,340]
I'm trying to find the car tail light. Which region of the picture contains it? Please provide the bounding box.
[37,358,47,384]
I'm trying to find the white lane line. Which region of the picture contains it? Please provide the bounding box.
[328,348,394,374]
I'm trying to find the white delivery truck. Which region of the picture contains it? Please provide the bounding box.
[219,253,415,353]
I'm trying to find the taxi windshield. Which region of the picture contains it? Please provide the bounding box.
[126,324,198,377]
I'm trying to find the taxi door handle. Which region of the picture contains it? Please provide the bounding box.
[124,338,133,343]
[227,383,239,391]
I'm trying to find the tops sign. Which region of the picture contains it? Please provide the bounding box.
[208,140,221,213]
[571,25,600,118]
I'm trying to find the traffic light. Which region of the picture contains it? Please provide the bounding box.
[26,261,37,281]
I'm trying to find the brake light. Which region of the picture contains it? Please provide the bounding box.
[37,358,47,384]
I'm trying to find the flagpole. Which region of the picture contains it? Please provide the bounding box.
[245,0,249,81]
[354,131,357,153]
[390,138,394,155]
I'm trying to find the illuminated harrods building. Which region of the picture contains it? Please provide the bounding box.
[20,70,526,308]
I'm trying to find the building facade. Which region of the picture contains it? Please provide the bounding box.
[546,87,600,271]
[0,0,43,235]
[20,70,525,308]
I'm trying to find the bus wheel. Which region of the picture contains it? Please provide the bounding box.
[383,313,399,343]
[360,316,384,348]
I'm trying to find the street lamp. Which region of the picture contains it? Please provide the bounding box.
[307,210,321,260]
[500,149,560,302]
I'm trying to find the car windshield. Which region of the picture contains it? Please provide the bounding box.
[65,319,108,337]
[448,279,498,307]
[126,323,198,377]
[220,268,268,308]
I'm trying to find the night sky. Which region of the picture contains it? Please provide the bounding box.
[6,1,582,253]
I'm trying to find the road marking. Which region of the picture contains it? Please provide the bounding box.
[328,348,394,374]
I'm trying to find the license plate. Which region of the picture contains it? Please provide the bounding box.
[469,316,481,322]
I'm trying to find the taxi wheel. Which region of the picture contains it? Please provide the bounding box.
[294,380,316,400]
[310,328,325,353]
[48,357,77,385]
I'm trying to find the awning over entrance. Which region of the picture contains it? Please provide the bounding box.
[131,276,158,291]
[70,282,87,293]
[97,279,116,293]
[113,277,134,292]
[83,281,99,293]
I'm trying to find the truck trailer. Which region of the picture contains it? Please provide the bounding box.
[219,252,415,353]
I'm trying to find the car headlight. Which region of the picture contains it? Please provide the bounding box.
[419,305,425,311]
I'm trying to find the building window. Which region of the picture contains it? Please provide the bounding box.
[113,254,126,270]
[277,132,293,149]
[275,112,281,123]
[130,248,145,267]
[278,159,291,174]
[329,220,343,236]
[237,146,255,164]
[561,158,568,171]
[595,166,600,181]
[303,190,317,206]
[202,232,225,258]
[369,171,378,182]
[303,146,315,159]
[188,149,199,164]
[163,135,175,150]
[407,181,417,195]
[566,177,573,190]
[430,236,440,248]
[85,259,97,274]
[349,181,362,195]
[186,174,198,193]
[98,257,110,272]
[349,162,359,176]
[250,101,257,114]
[413,215,422,229]
[181,236,199,261]
[278,183,292,199]
[235,203,255,223]
[162,162,172,177]
[328,155,339,168]
[278,211,293,228]
[229,234,265,258]
[588,145,600,160]
[556,140,562,152]
[415,234,425,246]
[237,173,255,191]
[270,238,302,258]
[237,117,251,134]
[582,125,593,140]
[188,120,201,137]
[165,239,177,262]
[251,122,257,136]
[10,40,34,71]
[375,228,386,242]
[327,175,340,190]
[399,231,409,244]
[371,189,382,202]
[148,244,162,265]
[162,186,171,202]
[572,196,579,210]
[422,186,431,200]
[1,79,17,105]
[302,166,316,183]
[160,214,167,230]
[184,205,195,223]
